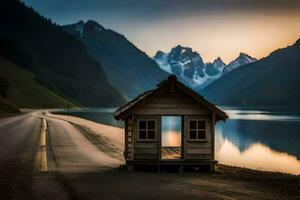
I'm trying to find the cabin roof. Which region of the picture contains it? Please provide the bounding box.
[114,75,228,121]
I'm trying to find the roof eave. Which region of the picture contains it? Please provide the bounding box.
[113,75,229,121]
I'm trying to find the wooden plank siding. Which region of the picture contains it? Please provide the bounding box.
[124,119,128,159]
[211,112,215,160]
[184,116,212,160]
[133,91,211,116]
[125,117,134,160]
[133,116,160,160]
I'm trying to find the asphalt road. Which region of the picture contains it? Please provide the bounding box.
[0,113,40,199]
[0,112,120,200]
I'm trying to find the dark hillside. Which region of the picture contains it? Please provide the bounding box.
[202,39,300,108]
[63,20,168,99]
[0,0,125,107]
[0,56,77,108]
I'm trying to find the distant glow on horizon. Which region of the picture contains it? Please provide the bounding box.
[124,12,300,63]
[22,0,300,63]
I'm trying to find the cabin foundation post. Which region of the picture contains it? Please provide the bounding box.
[127,164,134,172]
[178,164,183,173]
[210,163,216,172]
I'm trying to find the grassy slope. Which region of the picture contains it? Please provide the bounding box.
[0,56,78,108]
[0,97,19,114]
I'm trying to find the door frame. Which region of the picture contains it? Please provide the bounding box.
[160,115,184,160]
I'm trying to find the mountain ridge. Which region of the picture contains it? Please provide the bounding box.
[63,20,169,99]
[153,45,256,88]
[223,53,257,75]
[201,39,300,107]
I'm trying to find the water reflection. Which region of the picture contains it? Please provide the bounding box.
[216,117,300,160]
[216,109,300,174]
[216,139,300,174]
[226,109,300,121]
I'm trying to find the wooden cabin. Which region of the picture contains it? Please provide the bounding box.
[114,75,227,172]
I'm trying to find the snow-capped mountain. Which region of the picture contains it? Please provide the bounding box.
[205,57,226,76]
[154,45,205,81]
[64,20,105,38]
[154,46,256,88]
[154,46,226,88]
[223,53,257,75]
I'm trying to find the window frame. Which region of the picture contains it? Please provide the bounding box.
[137,119,157,141]
[187,119,207,141]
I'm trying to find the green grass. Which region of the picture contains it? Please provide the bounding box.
[0,56,79,108]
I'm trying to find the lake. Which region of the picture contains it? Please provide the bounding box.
[216,109,300,175]
[54,107,300,175]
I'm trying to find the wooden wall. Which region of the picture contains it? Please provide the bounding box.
[184,115,212,160]
[133,91,211,116]
[124,117,134,160]
[133,116,160,160]
[124,85,214,161]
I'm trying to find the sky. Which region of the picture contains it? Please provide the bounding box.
[23,0,300,63]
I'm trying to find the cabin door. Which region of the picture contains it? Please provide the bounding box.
[161,116,182,160]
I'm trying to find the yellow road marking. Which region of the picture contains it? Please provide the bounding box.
[36,118,48,172]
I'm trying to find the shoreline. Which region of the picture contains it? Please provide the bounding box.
[1,111,299,177]
[48,113,300,176]
[217,164,300,178]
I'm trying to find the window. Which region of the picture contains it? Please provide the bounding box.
[138,119,156,140]
[188,120,206,140]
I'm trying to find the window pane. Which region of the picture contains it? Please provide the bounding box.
[198,121,206,129]
[189,130,197,139]
[189,121,197,129]
[139,130,146,139]
[198,130,206,139]
[148,130,155,139]
[139,121,146,129]
[148,120,155,129]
